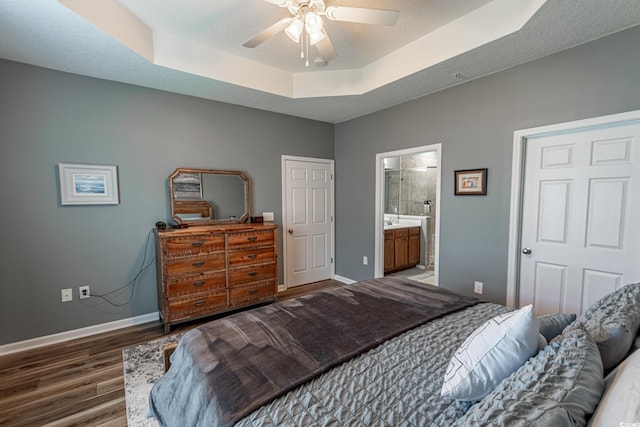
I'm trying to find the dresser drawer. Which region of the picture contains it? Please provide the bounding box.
[227,230,274,249]
[228,247,276,267]
[230,281,276,306]
[167,293,227,322]
[167,272,226,298]
[155,224,278,332]
[164,234,225,257]
[167,253,225,276]
[228,263,276,286]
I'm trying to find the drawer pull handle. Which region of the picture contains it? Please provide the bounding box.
[248,271,258,277]
[247,236,258,241]
[247,254,258,259]
[192,261,205,267]
[191,242,204,247]
[194,300,206,307]
[248,289,258,295]
[192,281,205,287]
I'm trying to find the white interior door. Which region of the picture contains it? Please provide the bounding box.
[282,157,334,287]
[519,122,640,315]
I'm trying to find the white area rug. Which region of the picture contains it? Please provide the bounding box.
[122,333,184,426]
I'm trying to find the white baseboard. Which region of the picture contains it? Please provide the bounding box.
[0,312,159,356]
[333,274,356,284]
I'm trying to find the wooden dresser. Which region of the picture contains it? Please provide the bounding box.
[154,223,278,332]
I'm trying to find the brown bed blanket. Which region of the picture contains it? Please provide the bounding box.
[149,277,479,427]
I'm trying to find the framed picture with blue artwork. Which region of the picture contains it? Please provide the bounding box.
[58,163,119,205]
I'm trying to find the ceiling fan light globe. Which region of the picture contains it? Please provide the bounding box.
[305,12,323,33]
[308,30,325,45]
[285,18,304,43]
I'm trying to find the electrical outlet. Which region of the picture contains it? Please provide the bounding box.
[79,285,90,299]
[61,288,72,302]
[474,281,483,294]
[363,256,368,265]
[262,212,274,222]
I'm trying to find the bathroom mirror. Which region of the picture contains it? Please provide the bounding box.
[169,168,251,226]
[384,153,436,217]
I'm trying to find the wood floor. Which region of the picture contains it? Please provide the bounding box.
[0,279,343,427]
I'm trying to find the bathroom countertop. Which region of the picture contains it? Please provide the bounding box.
[383,223,421,230]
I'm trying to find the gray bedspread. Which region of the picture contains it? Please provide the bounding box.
[149,278,481,426]
[237,302,509,427]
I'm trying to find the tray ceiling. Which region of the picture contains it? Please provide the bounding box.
[1,0,639,123]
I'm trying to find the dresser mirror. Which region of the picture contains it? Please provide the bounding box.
[169,168,251,225]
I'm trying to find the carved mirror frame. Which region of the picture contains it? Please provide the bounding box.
[168,168,251,226]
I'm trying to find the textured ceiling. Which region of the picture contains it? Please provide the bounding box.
[1,0,639,123]
[117,0,495,73]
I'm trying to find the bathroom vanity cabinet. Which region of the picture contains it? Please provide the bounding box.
[384,226,420,273]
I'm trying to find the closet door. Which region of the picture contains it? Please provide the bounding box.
[519,123,640,314]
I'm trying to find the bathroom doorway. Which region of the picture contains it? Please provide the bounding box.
[374,144,441,285]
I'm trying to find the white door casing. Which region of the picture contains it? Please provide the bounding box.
[282,156,334,288]
[507,110,640,312]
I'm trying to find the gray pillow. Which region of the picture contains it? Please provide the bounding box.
[565,282,640,371]
[538,313,576,341]
[453,326,604,427]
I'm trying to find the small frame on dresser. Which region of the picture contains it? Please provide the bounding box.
[58,163,119,205]
[455,168,487,195]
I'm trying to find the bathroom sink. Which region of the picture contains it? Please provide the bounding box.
[384,217,422,230]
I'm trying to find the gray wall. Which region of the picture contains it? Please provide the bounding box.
[334,26,640,303]
[2,25,639,346]
[0,60,334,345]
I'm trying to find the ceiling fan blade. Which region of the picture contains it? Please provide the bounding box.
[262,0,289,6]
[315,29,337,62]
[243,18,292,48]
[325,6,399,26]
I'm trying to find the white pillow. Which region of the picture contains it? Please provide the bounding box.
[588,349,640,426]
[441,304,539,401]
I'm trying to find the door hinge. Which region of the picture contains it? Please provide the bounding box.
[330,173,333,180]
[331,257,334,263]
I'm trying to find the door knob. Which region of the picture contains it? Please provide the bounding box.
[288,229,293,234]
[522,247,532,254]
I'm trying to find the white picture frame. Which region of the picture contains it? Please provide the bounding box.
[58,163,119,205]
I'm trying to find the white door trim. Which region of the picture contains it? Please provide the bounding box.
[281,155,335,290]
[506,110,640,308]
[374,144,442,281]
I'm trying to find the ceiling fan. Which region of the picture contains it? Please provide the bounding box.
[243,0,399,67]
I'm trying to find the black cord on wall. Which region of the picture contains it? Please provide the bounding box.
[91,229,156,307]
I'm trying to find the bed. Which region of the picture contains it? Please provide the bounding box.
[149,277,640,427]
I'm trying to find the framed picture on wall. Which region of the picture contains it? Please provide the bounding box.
[58,163,119,205]
[455,168,487,195]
